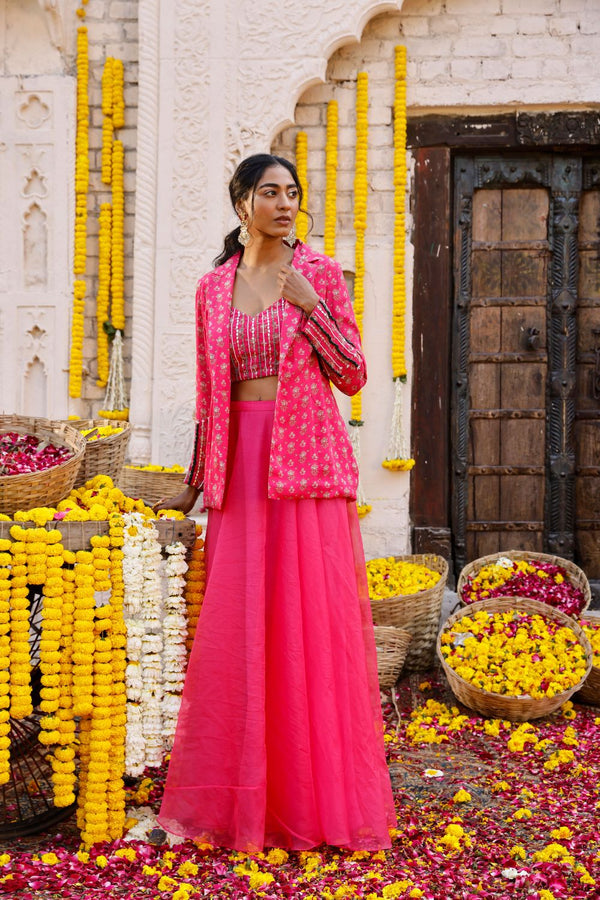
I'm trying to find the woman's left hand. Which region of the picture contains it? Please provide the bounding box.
[278,264,320,316]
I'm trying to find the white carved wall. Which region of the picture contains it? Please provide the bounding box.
[0,75,73,419]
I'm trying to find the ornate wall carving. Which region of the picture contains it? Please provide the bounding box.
[0,77,72,417]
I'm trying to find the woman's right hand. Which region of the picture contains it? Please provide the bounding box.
[153,484,201,516]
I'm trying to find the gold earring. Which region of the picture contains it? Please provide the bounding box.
[283,222,296,247]
[238,218,250,247]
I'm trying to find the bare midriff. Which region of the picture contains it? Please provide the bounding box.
[231,375,278,401]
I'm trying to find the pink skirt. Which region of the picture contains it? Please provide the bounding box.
[158,401,396,851]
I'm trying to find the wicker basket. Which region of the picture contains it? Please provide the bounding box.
[0,415,86,517]
[118,466,186,506]
[373,626,412,689]
[437,596,593,722]
[576,610,600,706]
[68,419,131,489]
[369,554,449,673]
[457,549,591,614]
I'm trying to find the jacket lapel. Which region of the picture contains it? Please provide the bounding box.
[279,241,323,361]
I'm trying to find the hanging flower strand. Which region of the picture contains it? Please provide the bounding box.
[295,131,309,243]
[383,45,414,472]
[98,138,129,421]
[323,100,338,258]
[69,23,89,399]
[351,72,371,518]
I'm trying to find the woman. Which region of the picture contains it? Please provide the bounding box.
[157,153,396,851]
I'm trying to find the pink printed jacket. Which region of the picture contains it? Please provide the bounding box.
[185,241,367,509]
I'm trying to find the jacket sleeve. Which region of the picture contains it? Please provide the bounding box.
[185,277,210,488]
[299,259,367,396]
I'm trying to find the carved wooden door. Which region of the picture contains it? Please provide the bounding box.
[452,154,600,591]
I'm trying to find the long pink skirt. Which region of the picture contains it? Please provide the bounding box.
[158,400,396,851]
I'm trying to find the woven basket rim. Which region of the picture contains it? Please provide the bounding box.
[368,553,449,605]
[577,610,600,690]
[0,416,86,483]
[70,419,130,445]
[457,549,591,614]
[437,595,593,707]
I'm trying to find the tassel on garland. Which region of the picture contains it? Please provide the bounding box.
[349,421,371,518]
[98,330,129,421]
[382,46,414,472]
[382,379,414,471]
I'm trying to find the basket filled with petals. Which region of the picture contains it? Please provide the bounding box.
[68,419,131,488]
[367,554,448,672]
[437,596,593,721]
[0,415,86,517]
[576,610,600,706]
[457,550,590,618]
[118,463,186,506]
[373,626,412,689]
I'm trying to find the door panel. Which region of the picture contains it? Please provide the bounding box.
[454,154,600,588]
[575,166,600,580]
[452,155,584,573]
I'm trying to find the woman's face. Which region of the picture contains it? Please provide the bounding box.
[238,165,300,241]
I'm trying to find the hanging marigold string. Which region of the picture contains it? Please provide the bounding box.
[351,72,371,518]
[184,525,206,653]
[69,24,89,399]
[0,539,11,783]
[383,45,414,472]
[96,204,112,388]
[295,131,309,243]
[324,100,338,258]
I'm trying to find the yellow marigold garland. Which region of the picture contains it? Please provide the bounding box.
[383,46,414,472]
[72,550,95,718]
[38,530,64,749]
[107,514,127,839]
[111,140,125,332]
[324,100,338,258]
[52,548,77,808]
[350,73,370,519]
[391,45,408,383]
[69,25,89,399]
[112,58,125,130]
[0,539,11,783]
[184,526,206,653]
[8,528,32,719]
[295,131,309,243]
[101,58,114,184]
[96,203,112,387]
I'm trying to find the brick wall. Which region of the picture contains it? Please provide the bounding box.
[271,0,599,556]
[76,0,138,418]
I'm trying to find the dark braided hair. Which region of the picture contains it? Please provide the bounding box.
[213,153,307,267]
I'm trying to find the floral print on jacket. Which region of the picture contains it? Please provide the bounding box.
[185,241,367,509]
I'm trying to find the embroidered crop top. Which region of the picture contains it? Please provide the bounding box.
[230,298,285,382]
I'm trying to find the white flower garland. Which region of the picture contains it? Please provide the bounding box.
[162,543,189,746]
[122,513,164,774]
[122,520,191,772]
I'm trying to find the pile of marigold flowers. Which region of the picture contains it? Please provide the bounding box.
[440,609,589,698]
[0,474,185,526]
[367,557,440,600]
[580,617,600,667]
[461,557,587,617]
[80,425,124,441]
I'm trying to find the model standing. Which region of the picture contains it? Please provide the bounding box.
[158,153,395,850]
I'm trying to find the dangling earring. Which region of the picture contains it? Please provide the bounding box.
[238,218,250,247]
[283,222,296,248]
